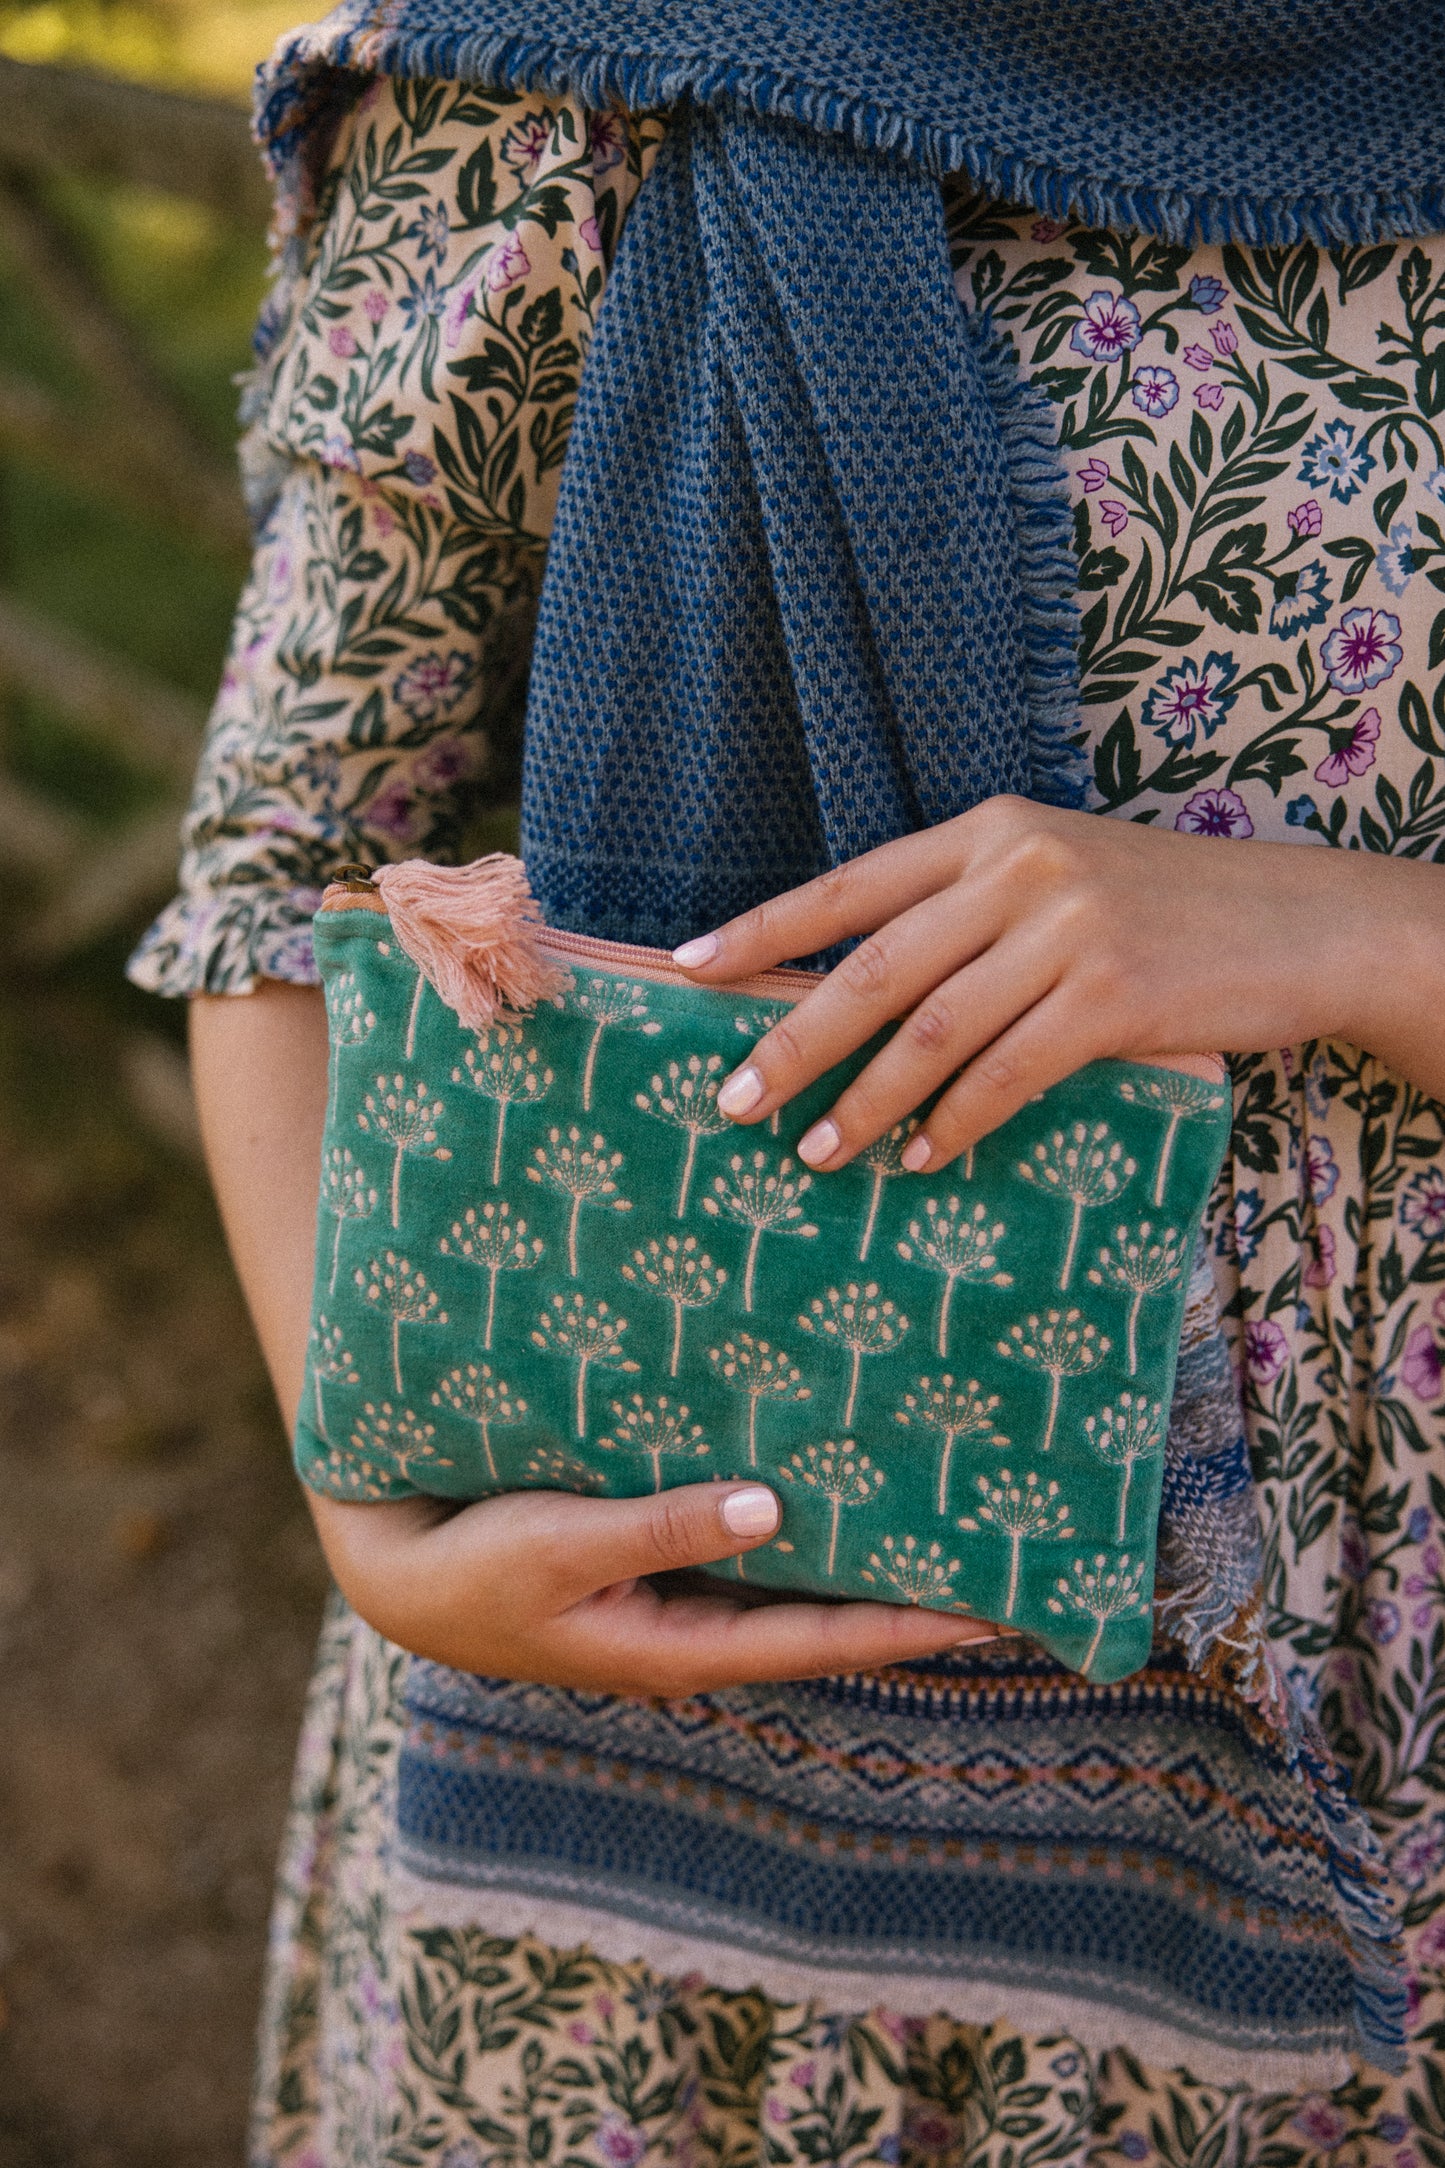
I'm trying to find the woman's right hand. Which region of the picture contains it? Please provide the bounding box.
[309,1480,999,1694]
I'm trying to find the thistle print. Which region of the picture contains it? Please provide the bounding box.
[355,1251,448,1393]
[702,1151,819,1310]
[598,1392,709,1493]
[526,1126,632,1275]
[319,1146,378,1292]
[454,1027,554,1184]
[778,1442,884,1577]
[620,1234,726,1376]
[706,1335,812,1468]
[1047,1552,1151,1674]
[571,977,662,1112]
[309,1316,358,1443]
[438,1200,543,1349]
[522,1443,605,1491]
[635,1055,729,1217]
[1084,1394,1167,1542]
[997,1309,1111,1454]
[1087,1221,1189,1374]
[1016,1122,1137,1292]
[860,1534,961,1607]
[324,968,376,1116]
[532,1294,640,1439]
[734,1004,791,1134]
[350,1400,454,1484]
[1118,1070,1228,1207]
[309,1446,394,1500]
[431,1363,527,1483]
[895,1197,1012,1357]
[895,1374,1007,1516]
[856,1119,919,1263]
[797,1282,909,1429]
[357,1074,452,1228]
[958,1468,1074,1622]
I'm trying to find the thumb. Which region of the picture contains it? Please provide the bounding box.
[539,1480,782,1599]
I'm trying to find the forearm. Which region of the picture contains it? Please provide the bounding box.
[189,982,329,1429]
[1327,848,1445,1097]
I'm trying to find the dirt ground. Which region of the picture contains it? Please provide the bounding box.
[0,981,328,2167]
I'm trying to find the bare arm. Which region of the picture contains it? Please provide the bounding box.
[189,983,996,1690]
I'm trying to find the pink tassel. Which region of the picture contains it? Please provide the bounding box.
[373,855,568,1031]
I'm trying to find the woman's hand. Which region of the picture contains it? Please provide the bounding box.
[674,795,1445,1172]
[309,1481,998,1694]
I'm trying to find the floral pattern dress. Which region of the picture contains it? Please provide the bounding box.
[128,75,1445,2168]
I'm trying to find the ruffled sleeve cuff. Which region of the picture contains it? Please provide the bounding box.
[126,884,326,997]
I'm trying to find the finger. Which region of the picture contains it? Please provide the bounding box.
[784,929,1060,1170]
[498,1479,787,1604]
[904,986,1101,1172]
[671,825,965,980]
[714,884,1009,1133]
[554,1577,1004,1692]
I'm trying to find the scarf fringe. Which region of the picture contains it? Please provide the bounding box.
[963,313,1088,812]
[256,15,1445,249]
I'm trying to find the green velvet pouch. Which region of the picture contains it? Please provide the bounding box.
[298,861,1230,1682]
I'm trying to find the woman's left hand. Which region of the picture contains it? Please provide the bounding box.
[671,794,1439,1174]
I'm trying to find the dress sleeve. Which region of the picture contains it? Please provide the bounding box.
[128,78,662,995]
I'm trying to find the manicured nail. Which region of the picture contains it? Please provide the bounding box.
[718,1066,764,1117]
[672,933,719,968]
[948,1629,999,1646]
[720,1485,780,1538]
[901,1134,932,1171]
[797,1119,841,1167]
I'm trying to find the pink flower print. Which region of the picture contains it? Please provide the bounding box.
[1392,1815,1445,1890]
[443,278,478,349]
[1174,787,1253,838]
[364,778,419,843]
[590,110,625,172]
[568,2020,594,2043]
[595,2115,648,2168]
[1183,343,1215,370]
[1069,289,1143,361]
[903,2107,957,2153]
[1292,2100,1349,2150]
[1211,320,1239,357]
[1321,606,1402,695]
[1314,704,1381,787]
[1417,1914,1445,1967]
[1402,1169,1445,1238]
[1194,381,1225,410]
[1079,457,1110,492]
[1304,1135,1339,1202]
[393,650,477,725]
[579,213,602,254]
[766,2100,791,2126]
[1339,1523,1369,1581]
[1367,1597,1402,1645]
[1303,1223,1337,1288]
[595,1993,615,2021]
[1099,498,1129,537]
[415,736,473,788]
[1031,216,1064,242]
[792,2061,816,2090]
[363,288,389,324]
[328,323,358,358]
[486,233,531,292]
[1287,498,1323,538]
[500,112,551,173]
[372,502,396,538]
[1402,1323,1443,1403]
[1245,1318,1288,1382]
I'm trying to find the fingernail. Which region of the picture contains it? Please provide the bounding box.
[720,1485,780,1538]
[948,1629,999,1646]
[672,933,719,969]
[797,1119,841,1167]
[901,1134,932,1171]
[718,1066,764,1117]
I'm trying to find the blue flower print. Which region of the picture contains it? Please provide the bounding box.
[1321,605,1402,695]
[399,270,447,329]
[1141,650,1238,746]
[403,449,437,486]
[1377,520,1418,596]
[1069,290,1142,362]
[1286,793,1320,827]
[1132,365,1179,418]
[1234,1187,1265,1267]
[406,202,450,263]
[1189,272,1227,312]
[1268,559,1331,637]
[1298,418,1376,504]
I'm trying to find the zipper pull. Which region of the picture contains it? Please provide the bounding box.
[332,862,376,893]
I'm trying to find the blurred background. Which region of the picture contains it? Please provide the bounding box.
[0,1,335,2159]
